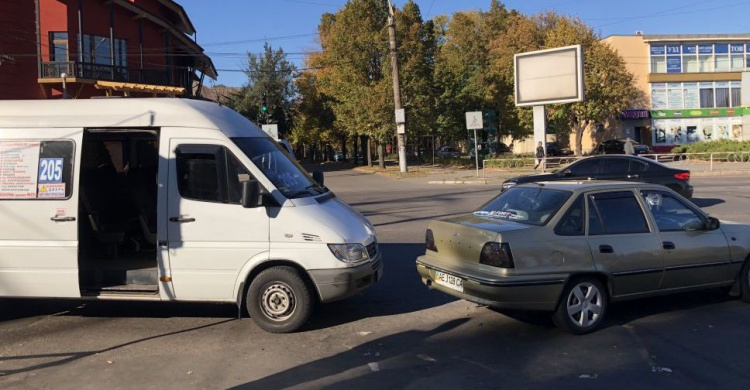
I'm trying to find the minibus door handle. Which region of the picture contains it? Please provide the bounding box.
[169,216,196,223]
[50,216,76,222]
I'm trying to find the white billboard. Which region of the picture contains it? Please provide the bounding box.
[514,44,584,107]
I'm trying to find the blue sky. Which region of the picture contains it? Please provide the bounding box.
[179,0,750,87]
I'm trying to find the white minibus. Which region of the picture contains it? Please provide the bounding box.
[0,98,382,333]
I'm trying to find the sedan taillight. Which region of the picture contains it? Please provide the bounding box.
[674,172,690,181]
[425,229,437,252]
[479,242,514,268]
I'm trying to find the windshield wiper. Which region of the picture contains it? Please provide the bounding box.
[286,184,328,199]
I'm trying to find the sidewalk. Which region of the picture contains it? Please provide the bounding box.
[347,159,750,186]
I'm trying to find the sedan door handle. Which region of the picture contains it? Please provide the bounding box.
[169,216,196,223]
[662,241,676,250]
[599,245,614,254]
[50,216,76,222]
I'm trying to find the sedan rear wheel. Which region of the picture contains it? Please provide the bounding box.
[553,277,608,335]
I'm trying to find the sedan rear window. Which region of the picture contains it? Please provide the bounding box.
[475,187,572,226]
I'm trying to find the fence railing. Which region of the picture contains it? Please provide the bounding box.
[483,151,750,176]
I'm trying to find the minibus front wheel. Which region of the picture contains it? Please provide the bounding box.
[246,266,314,333]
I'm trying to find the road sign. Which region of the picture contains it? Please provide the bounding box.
[395,108,405,124]
[261,124,278,140]
[466,111,483,130]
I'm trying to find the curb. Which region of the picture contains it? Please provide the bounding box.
[691,170,750,177]
[428,180,491,185]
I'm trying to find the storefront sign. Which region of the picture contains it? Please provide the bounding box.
[682,45,697,54]
[651,108,749,119]
[698,44,713,54]
[730,44,744,53]
[650,45,665,55]
[620,110,651,119]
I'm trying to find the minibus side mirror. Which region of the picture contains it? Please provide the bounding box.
[312,171,324,186]
[241,179,261,208]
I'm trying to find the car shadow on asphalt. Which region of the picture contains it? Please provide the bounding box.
[228,318,471,390]
[691,197,725,208]
[303,243,457,332]
[604,288,737,329]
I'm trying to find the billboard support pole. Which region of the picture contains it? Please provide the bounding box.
[474,128,479,177]
[533,105,546,172]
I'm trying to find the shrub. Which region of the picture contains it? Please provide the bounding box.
[671,140,750,154]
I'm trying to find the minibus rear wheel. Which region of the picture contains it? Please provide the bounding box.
[246,266,313,333]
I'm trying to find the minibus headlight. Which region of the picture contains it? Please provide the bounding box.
[328,243,369,264]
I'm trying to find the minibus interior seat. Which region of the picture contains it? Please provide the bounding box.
[79,141,132,258]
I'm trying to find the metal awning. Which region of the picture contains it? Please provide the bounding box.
[94,80,185,96]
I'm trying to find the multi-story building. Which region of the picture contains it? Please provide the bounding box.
[0,0,216,100]
[605,33,750,152]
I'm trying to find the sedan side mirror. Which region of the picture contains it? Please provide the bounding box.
[705,216,720,230]
[241,179,261,208]
[562,169,572,177]
[312,170,324,186]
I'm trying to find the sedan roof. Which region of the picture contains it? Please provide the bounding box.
[515,180,669,193]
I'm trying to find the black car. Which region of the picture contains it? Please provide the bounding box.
[502,155,693,198]
[546,142,572,157]
[595,139,652,155]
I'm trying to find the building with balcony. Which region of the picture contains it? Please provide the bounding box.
[0,0,216,100]
[604,33,750,152]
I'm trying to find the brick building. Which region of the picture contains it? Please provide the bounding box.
[0,0,216,99]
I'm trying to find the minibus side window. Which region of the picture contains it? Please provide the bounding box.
[0,140,74,200]
[175,145,250,204]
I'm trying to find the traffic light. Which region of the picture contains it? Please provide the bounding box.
[261,91,268,113]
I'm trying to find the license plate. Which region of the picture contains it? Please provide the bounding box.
[435,271,464,293]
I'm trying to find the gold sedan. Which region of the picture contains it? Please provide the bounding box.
[416,181,750,334]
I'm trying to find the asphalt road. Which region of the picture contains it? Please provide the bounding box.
[1,169,750,389]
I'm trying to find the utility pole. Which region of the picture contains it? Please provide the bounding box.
[387,0,407,173]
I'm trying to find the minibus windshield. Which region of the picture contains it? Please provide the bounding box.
[231,137,327,199]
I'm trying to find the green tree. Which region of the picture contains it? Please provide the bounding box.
[311,0,392,168]
[395,0,437,161]
[290,71,335,160]
[230,43,297,138]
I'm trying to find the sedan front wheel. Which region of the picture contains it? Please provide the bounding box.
[553,277,608,335]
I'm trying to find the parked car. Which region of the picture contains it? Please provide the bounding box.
[333,151,348,162]
[595,139,652,155]
[416,181,750,334]
[469,142,511,158]
[501,155,693,198]
[437,146,461,158]
[545,142,573,157]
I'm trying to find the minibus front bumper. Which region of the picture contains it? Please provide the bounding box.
[309,253,383,303]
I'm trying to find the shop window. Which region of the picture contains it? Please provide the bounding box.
[699,85,714,108]
[714,44,729,71]
[651,56,666,73]
[683,55,698,72]
[731,83,741,107]
[731,54,744,71]
[715,87,730,108]
[698,54,713,72]
[650,45,666,73]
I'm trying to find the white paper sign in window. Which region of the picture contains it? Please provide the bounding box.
[0,141,41,199]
